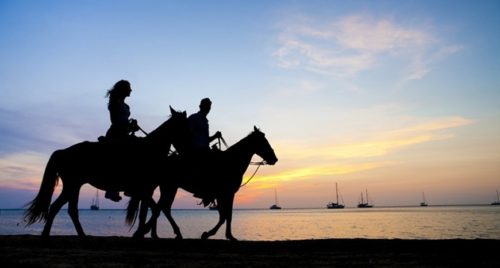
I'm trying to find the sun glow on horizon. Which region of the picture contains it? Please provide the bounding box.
[231,115,478,206]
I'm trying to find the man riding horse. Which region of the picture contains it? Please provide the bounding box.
[187,98,224,206]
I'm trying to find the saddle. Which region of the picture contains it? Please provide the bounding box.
[97,135,140,144]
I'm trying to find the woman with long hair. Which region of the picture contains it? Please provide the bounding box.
[105,80,138,139]
[104,80,138,202]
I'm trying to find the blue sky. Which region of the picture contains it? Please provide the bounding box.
[1,0,500,209]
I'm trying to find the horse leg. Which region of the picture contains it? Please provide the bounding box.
[41,190,69,237]
[224,194,237,241]
[201,197,226,240]
[143,197,160,239]
[133,199,150,239]
[159,186,183,239]
[67,188,85,237]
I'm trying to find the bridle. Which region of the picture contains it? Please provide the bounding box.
[240,160,267,188]
[214,134,269,187]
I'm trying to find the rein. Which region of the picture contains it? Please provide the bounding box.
[240,160,267,187]
[137,126,149,136]
[215,136,228,150]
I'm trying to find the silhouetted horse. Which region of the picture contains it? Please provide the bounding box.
[127,126,278,241]
[24,107,189,237]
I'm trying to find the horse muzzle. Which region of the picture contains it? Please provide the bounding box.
[266,158,278,165]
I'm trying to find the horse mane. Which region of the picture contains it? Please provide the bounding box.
[224,128,262,153]
[146,108,186,141]
[146,114,172,140]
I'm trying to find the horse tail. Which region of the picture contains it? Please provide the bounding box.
[24,150,62,225]
[125,197,140,226]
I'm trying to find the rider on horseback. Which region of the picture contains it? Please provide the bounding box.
[105,80,140,140]
[188,98,222,152]
[104,80,140,202]
[188,98,222,205]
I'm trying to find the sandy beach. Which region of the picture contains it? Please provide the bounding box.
[0,235,498,267]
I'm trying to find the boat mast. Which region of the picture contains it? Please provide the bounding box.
[366,189,369,205]
[335,182,339,204]
[274,188,279,206]
[96,190,99,207]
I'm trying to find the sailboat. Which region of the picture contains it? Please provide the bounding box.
[420,192,428,207]
[269,188,282,209]
[90,190,99,210]
[327,182,345,209]
[491,190,500,206]
[357,189,373,208]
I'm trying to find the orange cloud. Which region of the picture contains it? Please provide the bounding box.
[239,116,473,198]
[242,161,393,194]
[275,116,473,161]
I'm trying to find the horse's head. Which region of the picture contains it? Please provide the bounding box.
[168,106,190,154]
[147,106,190,153]
[248,126,278,165]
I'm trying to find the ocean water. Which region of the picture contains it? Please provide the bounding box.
[1,206,499,240]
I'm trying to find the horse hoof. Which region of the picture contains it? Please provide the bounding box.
[133,232,145,240]
[40,234,50,241]
[201,232,209,240]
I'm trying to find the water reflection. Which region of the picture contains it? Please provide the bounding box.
[2,206,499,240]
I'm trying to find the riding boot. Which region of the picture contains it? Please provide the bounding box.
[105,191,122,202]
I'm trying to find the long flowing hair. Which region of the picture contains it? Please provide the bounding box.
[106,80,130,106]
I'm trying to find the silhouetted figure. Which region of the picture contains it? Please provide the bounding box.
[127,127,278,240]
[105,80,139,140]
[104,80,140,202]
[23,108,190,237]
[188,98,222,152]
[188,98,222,204]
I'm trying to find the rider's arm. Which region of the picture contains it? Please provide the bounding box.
[209,131,222,143]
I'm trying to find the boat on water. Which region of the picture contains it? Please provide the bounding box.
[269,188,282,209]
[357,189,373,208]
[327,182,345,209]
[420,192,428,207]
[90,190,99,210]
[492,190,500,206]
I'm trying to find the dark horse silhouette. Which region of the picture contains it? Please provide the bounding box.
[127,126,278,241]
[24,107,189,237]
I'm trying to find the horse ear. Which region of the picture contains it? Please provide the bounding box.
[170,106,175,115]
[254,126,258,132]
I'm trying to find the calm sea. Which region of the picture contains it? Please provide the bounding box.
[1,206,499,240]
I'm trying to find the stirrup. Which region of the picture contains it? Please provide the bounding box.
[105,191,122,202]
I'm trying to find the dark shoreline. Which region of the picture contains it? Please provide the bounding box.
[0,204,497,211]
[1,235,499,267]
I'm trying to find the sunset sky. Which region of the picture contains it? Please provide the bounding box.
[1,0,499,209]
